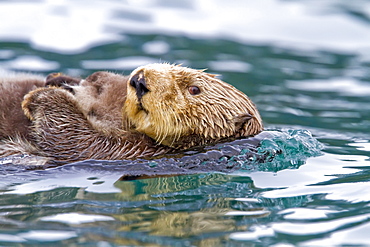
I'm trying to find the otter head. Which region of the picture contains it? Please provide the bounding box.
[124,63,263,149]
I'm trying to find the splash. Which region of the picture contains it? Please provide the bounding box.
[245,129,324,172]
[112,129,324,178]
[0,129,323,179]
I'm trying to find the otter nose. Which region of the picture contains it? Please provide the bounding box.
[129,71,149,100]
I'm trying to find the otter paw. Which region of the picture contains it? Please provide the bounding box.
[22,87,72,121]
[45,73,80,93]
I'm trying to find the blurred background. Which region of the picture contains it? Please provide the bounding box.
[1,0,370,246]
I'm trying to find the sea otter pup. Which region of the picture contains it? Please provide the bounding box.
[0,72,81,140]
[0,63,263,164]
[0,72,45,140]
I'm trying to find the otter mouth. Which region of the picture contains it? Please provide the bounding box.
[137,101,149,114]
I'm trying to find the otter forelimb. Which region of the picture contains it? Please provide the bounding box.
[22,87,172,163]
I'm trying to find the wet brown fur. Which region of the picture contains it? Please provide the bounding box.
[0,73,46,140]
[72,71,129,134]
[0,64,263,164]
[125,64,263,149]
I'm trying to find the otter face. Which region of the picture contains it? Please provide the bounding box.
[44,72,129,133]
[124,63,263,149]
[72,72,129,131]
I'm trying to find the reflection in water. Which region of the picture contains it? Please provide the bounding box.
[111,174,269,245]
[0,173,271,246]
[1,154,370,245]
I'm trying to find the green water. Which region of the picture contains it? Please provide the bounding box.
[1,0,370,246]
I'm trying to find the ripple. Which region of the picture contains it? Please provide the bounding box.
[1,55,60,72]
[0,50,15,60]
[81,56,159,70]
[1,0,370,54]
[261,176,370,203]
[229,226,275,241]
[286,78,370,96]
[279,208,336,220]
[302,221,370,246]
[0,234,25,243]
[208,60,252,73]
[3,170,122,195]
[40,212,114,224]
[272,214,370,235]
[142,40,170,55]
[17,230,77,241]
[348,142,370,151]
[225,209,270,217]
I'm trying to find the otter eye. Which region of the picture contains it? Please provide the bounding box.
[188,86,201,95]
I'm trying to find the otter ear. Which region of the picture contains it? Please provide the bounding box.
[45,73,81,87]
[234,113,253,131]
[45,73,81,93]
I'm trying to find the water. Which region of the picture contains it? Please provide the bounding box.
[1,0,370,246]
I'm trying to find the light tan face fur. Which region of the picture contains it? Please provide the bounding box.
[124,63,263,148]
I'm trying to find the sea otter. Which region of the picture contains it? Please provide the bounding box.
[0,72,45,140]
[0,72,81,140]
[0,63,263,164]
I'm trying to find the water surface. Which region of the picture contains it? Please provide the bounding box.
[1,0,370,246]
